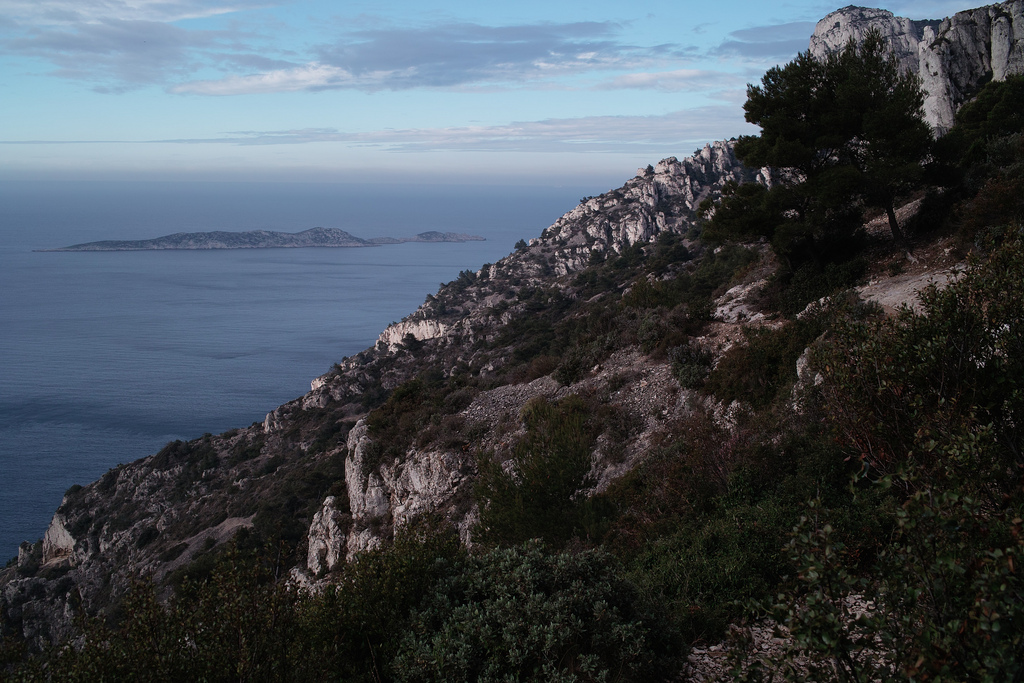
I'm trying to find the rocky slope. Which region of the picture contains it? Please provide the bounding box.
[2,2,1014,654]
[0,139,772,648]
[810,0,1024,133]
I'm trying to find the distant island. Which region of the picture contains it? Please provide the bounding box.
[38,228,485,252]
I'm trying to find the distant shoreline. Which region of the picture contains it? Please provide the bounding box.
[36,227,485,252]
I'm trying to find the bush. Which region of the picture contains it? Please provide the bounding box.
[474,395,598,548]
[669,342,712,389]
[705,316,824,410]
[393,542,678,682]
[767,229,1024,681]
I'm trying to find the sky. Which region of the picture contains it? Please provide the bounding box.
[0,0,973,187]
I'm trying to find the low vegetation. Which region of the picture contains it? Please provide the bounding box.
[5,48,1024,683]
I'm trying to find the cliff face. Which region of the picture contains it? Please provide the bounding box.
[0,3,996,652]
[0,139,762,649]
[810,1,1024,133]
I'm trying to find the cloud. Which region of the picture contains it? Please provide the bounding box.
[598,69,744,93]
[4,5,701,96]
[1,107,756,154]
[7,19,220,89]
[174,63,355,94]
[0,1,278,91]
[173,21,693,94]
[713,21,816,60]
[0,0,269,25]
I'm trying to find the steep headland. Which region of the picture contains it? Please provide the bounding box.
[4,2,1024,679]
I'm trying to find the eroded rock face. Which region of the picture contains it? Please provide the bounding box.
[41,514,74,565]
[339,419,476,562]
[377,319,450,352]
[306,497,348,576]
[531,141,762,277]
[810,1,1024,133]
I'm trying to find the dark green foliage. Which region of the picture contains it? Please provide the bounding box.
[365,373,480,471]
[474,396,598,548]
[228,435,264,465]
[816,231,1024,485]
[762,230,1024,681]
[939,74,1024,174]
[14,550,300,683]
[708,30,931,255]
[296,521,464,683]
[705,315,825,410]
[393,542,678,682]
[757,256,866,315]
[553,344,594,385]
[150,437,218,476]
[8,529,678,682]
[597,401,856,644]
[668,341,712,389]
[306,417,349,456]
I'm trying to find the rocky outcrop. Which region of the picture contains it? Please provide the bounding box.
[40,514,75,565]
[306,497,349,576]
[522,141,765,277]
[377,319,450,352]
[344,421,390,559]
[810,2,1024,133]
[340,418,476,562]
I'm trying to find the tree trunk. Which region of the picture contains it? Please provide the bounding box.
[886,203,905,243]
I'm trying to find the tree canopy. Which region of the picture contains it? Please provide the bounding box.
[704,30,932,257]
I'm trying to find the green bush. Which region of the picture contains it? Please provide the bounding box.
[474,395,598,548]
[393,542,678,682]
[705,316,824,410]
[669,341,712,389]
[766,229,1024,681]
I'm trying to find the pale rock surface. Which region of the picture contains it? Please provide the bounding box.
[344,420,390,559]
[263,407,285,433]
[306,496,348,576]
[340,417,476,561]
[41,514,74,565]
[377,319,449,351]
[856,267,962,313]
[810,2,1024,133]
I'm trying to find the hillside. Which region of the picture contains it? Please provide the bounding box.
[3,2,1024,680]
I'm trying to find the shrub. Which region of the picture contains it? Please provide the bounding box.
[474,395,598,548]
[767,230,1024,681]
[669,342,712,389]
[393,542,678,682]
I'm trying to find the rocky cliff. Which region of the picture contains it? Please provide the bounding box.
[0,5,992,654]
[0,137,771,647]
[810,1,1024,133]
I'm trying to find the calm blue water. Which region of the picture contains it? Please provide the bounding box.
[0,180,601,561]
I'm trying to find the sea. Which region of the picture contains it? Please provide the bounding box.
[0,179,601,562]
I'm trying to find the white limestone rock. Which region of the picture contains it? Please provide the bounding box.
[263,407,285,433]
[41,514,74,565]
[377,319,449,352]
[810,1,1024,133]
[306,496,348,576]
[342,417,475,560]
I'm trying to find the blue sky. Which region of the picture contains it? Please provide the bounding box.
[0,0,970,186]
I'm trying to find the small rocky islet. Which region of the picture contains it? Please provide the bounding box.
[38,227,484,252]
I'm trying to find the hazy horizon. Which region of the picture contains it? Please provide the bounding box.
[0,0,972,187]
